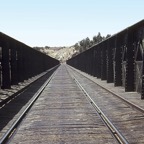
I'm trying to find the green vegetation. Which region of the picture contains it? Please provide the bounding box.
[73,32,111,54]
[33,32,111,61]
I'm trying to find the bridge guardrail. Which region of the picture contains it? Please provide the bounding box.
[67,20,144,99]
[0,32,60,89]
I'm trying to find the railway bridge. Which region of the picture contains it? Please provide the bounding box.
[0,20,144,143]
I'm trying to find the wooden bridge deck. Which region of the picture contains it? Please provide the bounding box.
[0,64,144,143]
[8,65,117,144]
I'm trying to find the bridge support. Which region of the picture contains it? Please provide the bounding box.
[67,20,144,100]
[92,48,97,77]
[114,35,122,86]
[17,45,24,82]
[101,43,107,80]
[1,40,11,89]
[107,39,114,83]
[11,42,18,85]
[97,47,101,78]
[125,30,135,92]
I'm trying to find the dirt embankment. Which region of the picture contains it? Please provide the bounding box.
[39,46,78,62]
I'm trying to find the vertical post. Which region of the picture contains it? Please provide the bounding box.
[11,42,18,85]
[121,33,127,87]
[86,52,89,73]
[97,47,101,78]
[107,38,114,83]
[101,43,107,80]
[0,46,2,87]
[1,39,11,89]
[17,44,24,82]
[94,46,98,77]
[23,47,30,80]
[139,28,144,99]
[125,29,135,92]
[92,47,97,77]
[141,49,144,98]
[89,49,93,75]
[84,53,87,73]
[114,34,123,86]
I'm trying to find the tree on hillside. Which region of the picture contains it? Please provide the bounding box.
[106,34,111,39]
[73,32,111,56]
[93,32,103,44]
[45,46,50,49]
[93,35,98,44]
[74,43,79,51]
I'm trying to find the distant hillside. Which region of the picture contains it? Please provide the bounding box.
[34,46,78,62]
[33,32,111,62]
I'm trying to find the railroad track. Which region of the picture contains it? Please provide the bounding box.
[68,65,144,143]
[67,66,128,144]
[69,65,144,113]
[0,65,59,108]
[1,64,144,143]
[0,66,59,144]
[0,64,119,144]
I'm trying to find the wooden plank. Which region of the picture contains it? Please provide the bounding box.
[9,65,116,144]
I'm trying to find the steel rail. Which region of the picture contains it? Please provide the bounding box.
[67,67,129,144]
[69,65,144,114]
[0,66,59,144]
[0,64,60,108]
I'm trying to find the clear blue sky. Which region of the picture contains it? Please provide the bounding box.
[0,0,143,47]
